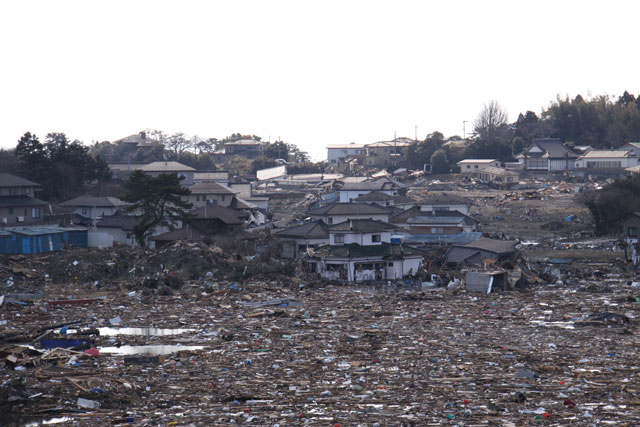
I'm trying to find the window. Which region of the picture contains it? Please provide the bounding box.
[221,195,226,202]
[586,161,622,169]
[372,234,381,243]
[196,195,200,202]
[82,208,88,215]
[466,165,471,169]
[9,208,13,214]
[431,227,444,234]
[32,208,40,218]
[474,165,478,169]
[334,234,344,243]
[629,227,638,237]
[327,217,333,224]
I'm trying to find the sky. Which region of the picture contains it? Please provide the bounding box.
[1,1,639,162]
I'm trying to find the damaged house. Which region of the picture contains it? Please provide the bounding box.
[275,220,329,259]
[444,238,520,267]
[618,212,640,266]
[305,219,424,282]
[150,205,250,247]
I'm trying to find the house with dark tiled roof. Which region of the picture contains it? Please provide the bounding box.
[519,138,579,172]
[304,218,424,282]
[185,182,239,208]
[275,220,329,259]
[0,173,49,226]
[444,238,519,266]
[306,202,392,225]
[149,205,251,247]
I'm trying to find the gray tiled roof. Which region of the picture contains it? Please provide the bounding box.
[0,173,40,187]
[0,195,48,208]
[59,196,127,208]
[275,220,328,239]
[307,202,392,216]
[328,219,397,233]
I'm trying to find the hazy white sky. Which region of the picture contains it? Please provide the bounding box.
[1,0,638,161]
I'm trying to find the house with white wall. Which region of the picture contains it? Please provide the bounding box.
[457,159,501,174]
[59,196,128,219]
[574,150,639,177]
[338,177,405,203]
[327,143,366,164]
[305,219,424,282]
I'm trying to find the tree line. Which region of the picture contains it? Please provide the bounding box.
[407,90,640,172]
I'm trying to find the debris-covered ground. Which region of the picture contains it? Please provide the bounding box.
[2,178,640,426]
[3,276,640,426]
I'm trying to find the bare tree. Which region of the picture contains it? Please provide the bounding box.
[474,100,508,141]
[165,132,192,157]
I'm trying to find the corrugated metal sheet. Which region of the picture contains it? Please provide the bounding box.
[0,226,87,254]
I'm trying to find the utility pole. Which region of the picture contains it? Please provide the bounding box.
[415,125,418,142]
[463,121,468,139]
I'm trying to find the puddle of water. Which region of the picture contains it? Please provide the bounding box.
[99,344,205,355]
[96,327,195,337]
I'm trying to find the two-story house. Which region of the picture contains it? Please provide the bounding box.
[139,161,195,186]
[305,219,424,282]
[0,173,48,226]
[185,182,239,208]
[364,139,412,169]
[327,142,366,164]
